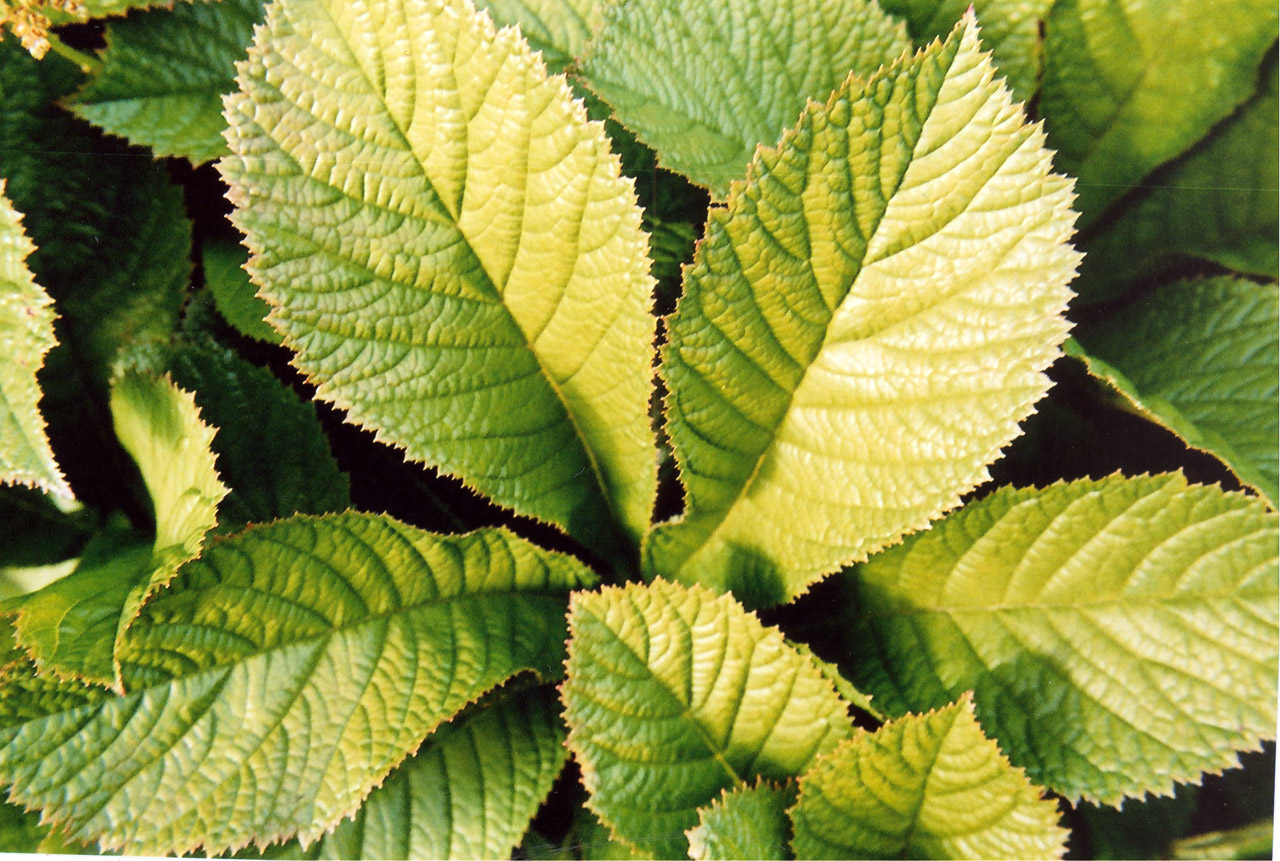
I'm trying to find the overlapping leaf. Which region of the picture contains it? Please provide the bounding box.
[202,239,281,344]
[0,513,594,856]
[562,580,851,858]
[648,18,1079,604]
[221,0,657,556]
[842,473,1279,804]
[687,782,793,861]
[789,695,1068,859]
[475,0,600,74]
[580,0,910,197]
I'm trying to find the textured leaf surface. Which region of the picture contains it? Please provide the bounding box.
[69,0,265,163]
[687,782,792,861]
[202,239,281,344]
[789,695,1068,859]
[562,580,851,858]
[221,0,657,555]
[648,18,1079,604]
[1074,279,1279,506]
[879,0,1053,101]
[1039,0,1277,223]
[0,183,69,498]
[0,513,593,856]
[1073,66,1279,304]
[581,0,910,197]
[474,0,599,73]
[842,473,1279,804]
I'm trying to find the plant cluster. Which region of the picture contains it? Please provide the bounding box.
[0,0,1276,858]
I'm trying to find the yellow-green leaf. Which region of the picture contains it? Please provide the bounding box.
[687,782,793,861]
[475,0,600,74]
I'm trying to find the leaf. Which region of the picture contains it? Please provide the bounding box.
[5,372,227,685]
[562,580,851,859]
[1072,278,1279,507]
[0,512,594,856]
[878,0,1054,101]
[579,0,910,198]
[0,183,70,499]
[220,0,657,557]
[474,0,601,74]
[789,694,1068,860]
[68,0,266,163]
[1072,65,1279,305]
[1171,820,1276,861]
[647,17,1080,605]
[202,239,281,345]
[841,473,1279,805]
[167,341,349,526]
[687,782,793,861]
[1038,0,1278,224]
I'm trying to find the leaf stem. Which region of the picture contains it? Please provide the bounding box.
[46,32,101,74]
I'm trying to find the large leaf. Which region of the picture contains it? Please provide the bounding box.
[647,18,1079,604]
[1072,278,1279,507]
[562,580,851,858]
[686,782,793,861]
[580,0,910,198]
[220,0,657,557]
[68,0,266,163]
[841,473,1279,804]
[1072,65,1279,304]
[5,372,227,685]
[474,0,600,74]
[0,183,69,499]
[788,694,1068,860]
[1038,0,1277,224]
[0,513,594,856]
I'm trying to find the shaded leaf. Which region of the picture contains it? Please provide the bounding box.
[687,782,793,861]
[202,239,281,345]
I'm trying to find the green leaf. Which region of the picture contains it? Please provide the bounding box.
[5,372,227,685]
[474,0,601,74]
[878,0,1054,101]
[1072,65,1279,305]
[0,797,50,853]
[841,473,1279,804]
[68,0,266,163]
[789,694,1068,860]
[0,512,594,856]
[1171,820,1276,861]
[647,17,1079,604]
[562,580,851,859]
[202,239,281,345]
[580,0,910,198]
[687,782,793,861]
[167,341,349,526]
[221,0,657,556]
[1039,0,1278,223]
[1072,278,1279,507]
[0,183,70,499]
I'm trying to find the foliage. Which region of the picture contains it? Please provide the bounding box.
[0,0,1275,859]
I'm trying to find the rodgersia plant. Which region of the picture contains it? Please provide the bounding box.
[0,0,1276,858]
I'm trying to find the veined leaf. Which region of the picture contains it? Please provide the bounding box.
[0,513,594,856]
[580,0,910,198]
[648,17,1079,604]
[5,372,227,685]
[1072,66,1279,305]
[842,473,1279,804]
[878,0,1054,101]
[221,0,657,556]
[0,183,70,499]
[202,239,281,345]
[789,695,1068,860]
[687,782,793,861]
[562,580,851,859]
[68,0,266,163]
[1039,0,1277,224]
[474,0,600,74]
[1072,278,1279,507]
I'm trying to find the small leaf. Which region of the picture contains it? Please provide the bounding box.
[68,0,266,163]
[580,0,910,197]
[0,513,594,856]
[842,473,1278,804]
[648,16,1079,604]
[1073,278,1279,507]
[202,239,281,345]
[221,0,657,556]
[474,0,601,74]
[789,694,1068,860]
[687,782,793,861]
[562,580,851,859]
[0,183,70,499]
